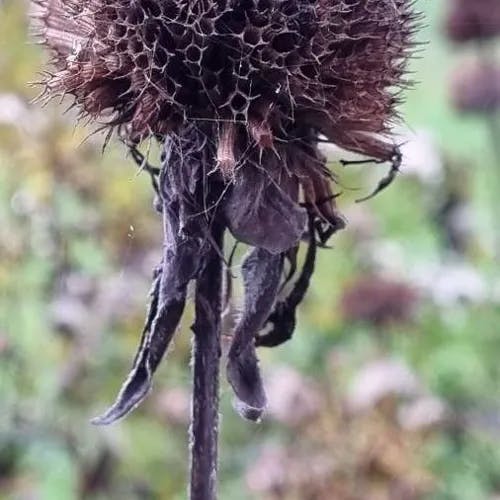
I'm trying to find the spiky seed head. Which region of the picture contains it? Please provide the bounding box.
[32,0,420,162]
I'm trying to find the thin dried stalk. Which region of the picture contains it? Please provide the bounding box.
[190,223,224,500]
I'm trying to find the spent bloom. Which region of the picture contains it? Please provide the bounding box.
[341,275,418,328]
[446,0,500,44]
[450,61,500,115]
[32,0,420,451]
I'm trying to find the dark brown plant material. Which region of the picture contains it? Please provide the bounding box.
[341,275,418,328]
[32,0,419,497]
[446,0,500,44]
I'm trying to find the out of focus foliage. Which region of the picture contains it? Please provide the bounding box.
[2,1,500,499]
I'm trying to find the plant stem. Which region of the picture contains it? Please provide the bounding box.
[189,223,224,500]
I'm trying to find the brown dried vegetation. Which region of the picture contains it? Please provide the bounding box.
[33,0,419,160]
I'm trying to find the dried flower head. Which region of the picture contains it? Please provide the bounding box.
[341,275,418,327]
[33,0,418,158]
[446,0,500,43]
[32,1,420,496]
[450,61,500,114]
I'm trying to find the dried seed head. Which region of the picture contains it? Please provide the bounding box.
[446,0,500,43]
[35,1,423,446]
[341,276,418,327]
[450,62,500,114]
[32,0,419,161]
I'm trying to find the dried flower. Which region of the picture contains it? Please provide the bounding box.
[32,1,420,497]
[450,61,500,115]
[446,0,500,44]
[341,275,418,327]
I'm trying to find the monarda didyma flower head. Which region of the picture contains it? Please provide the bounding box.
[450,61,500,115]
[32,0,420,497]
[446,0,500,44]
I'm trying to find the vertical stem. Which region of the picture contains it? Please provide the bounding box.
[190,224,224,500]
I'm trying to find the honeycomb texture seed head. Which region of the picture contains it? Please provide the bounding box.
[32,0,420,161]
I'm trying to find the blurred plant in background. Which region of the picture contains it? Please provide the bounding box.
[2,1,500,499]
[445,0,500,258]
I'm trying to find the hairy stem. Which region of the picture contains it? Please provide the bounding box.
[190,223,224,500]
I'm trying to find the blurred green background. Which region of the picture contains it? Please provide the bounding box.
[2,1,500,499]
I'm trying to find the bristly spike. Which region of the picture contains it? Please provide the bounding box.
[216,122,238,179]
